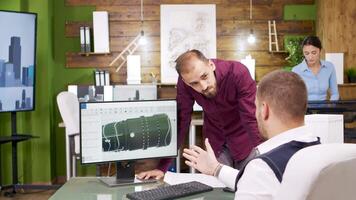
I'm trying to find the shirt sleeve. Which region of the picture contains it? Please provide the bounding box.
[158,78,194,172]
[234,159,280,200]
[329,64,339,100]
[291,66,298,74]
[235,64,262,146]
[218,165,239,189]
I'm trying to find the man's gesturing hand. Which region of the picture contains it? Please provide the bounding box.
[183,138,220,176]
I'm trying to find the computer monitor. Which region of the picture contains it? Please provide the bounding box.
[68,85,113,102]
[112,84,157,101]
[0,10,37,113]
[80,99,177,186]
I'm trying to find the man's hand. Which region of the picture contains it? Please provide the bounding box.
[183,138,220,176]
[136,169,164,180]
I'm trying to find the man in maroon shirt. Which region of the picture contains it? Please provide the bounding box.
[137,49,262,180]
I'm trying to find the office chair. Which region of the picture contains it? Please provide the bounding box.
[274,143,356,200]
[57,91,80,180]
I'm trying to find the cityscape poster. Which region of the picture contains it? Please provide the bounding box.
[0,11,36,112]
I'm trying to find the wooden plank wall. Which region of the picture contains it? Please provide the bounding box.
[316,0,356,82]
[65,0,315,83]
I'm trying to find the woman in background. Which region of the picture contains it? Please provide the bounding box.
[292,36,339,101]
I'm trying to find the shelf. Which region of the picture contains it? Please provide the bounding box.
[269,50,288,53]
[339,83,356,86]
[156,83,177,87]
[78,52,111,56]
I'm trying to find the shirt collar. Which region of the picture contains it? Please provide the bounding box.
[211,59,224,96]
[300,59,309,72]
[257,125,316,154]
[301,59,327,72]
[320,60,327,68]
[211,59,223,84]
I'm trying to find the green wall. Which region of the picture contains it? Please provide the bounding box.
[284,4,316,20]
[0,0,54,184]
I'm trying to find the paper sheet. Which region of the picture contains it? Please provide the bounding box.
[325,53,344,84]
[240,54,256,80]
[164,172,226,188]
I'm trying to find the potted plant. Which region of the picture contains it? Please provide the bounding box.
[346,68,356,83]
[283,36,305,71]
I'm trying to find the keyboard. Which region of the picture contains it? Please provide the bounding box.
[126,181,213,200]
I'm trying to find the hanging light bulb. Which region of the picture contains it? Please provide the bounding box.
[247,0,256,45]
[247,29,256,44]
[139,0,147,46]
[139,30,147,45]
[108,0,147,71]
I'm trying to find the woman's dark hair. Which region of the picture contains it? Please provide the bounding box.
[302,36,322,49]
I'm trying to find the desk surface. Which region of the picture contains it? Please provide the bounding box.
[49,177,234,200]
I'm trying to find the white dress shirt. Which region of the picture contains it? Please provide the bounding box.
[218,126,318,200]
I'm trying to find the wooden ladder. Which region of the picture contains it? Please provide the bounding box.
[109,33,141,72]
[268,20,280,52]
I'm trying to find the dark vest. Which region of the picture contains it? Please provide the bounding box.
[234,138,321,191]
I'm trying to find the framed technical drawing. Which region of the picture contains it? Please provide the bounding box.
[160,4,217,84]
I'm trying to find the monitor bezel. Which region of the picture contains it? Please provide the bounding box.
[0,10,37,113]
[79,99,178,165]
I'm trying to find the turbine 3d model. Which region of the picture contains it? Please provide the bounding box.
[102,114,172,152]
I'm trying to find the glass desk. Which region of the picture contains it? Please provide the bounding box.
[49,177,234,200]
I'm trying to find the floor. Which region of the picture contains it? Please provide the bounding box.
[0,189,56,200]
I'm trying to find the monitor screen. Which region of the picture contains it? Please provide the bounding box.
[0,10,37,113]
[80,100,177,164]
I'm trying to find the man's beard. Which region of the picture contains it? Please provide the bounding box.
[203,86,217,98]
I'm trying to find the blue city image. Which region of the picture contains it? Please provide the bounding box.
[0,11,36,112]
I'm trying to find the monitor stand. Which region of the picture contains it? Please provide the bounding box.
[99,161,157,187]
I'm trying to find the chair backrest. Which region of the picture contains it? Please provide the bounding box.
[57,91,80,135]
[274,143,356,200]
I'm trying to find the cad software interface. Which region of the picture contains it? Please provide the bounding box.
[80,100,177,164]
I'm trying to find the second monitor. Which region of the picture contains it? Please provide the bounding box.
[80,99,177,186]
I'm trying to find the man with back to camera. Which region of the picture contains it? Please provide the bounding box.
[137,49,262,180]
[183,70,320,199]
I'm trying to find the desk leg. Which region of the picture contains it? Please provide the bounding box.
[72,155,77,177]
[12,140,18,192]
[176,149,180,173]
[0,145,2,190]
[65,133,71,180]
[189,125,196,173]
